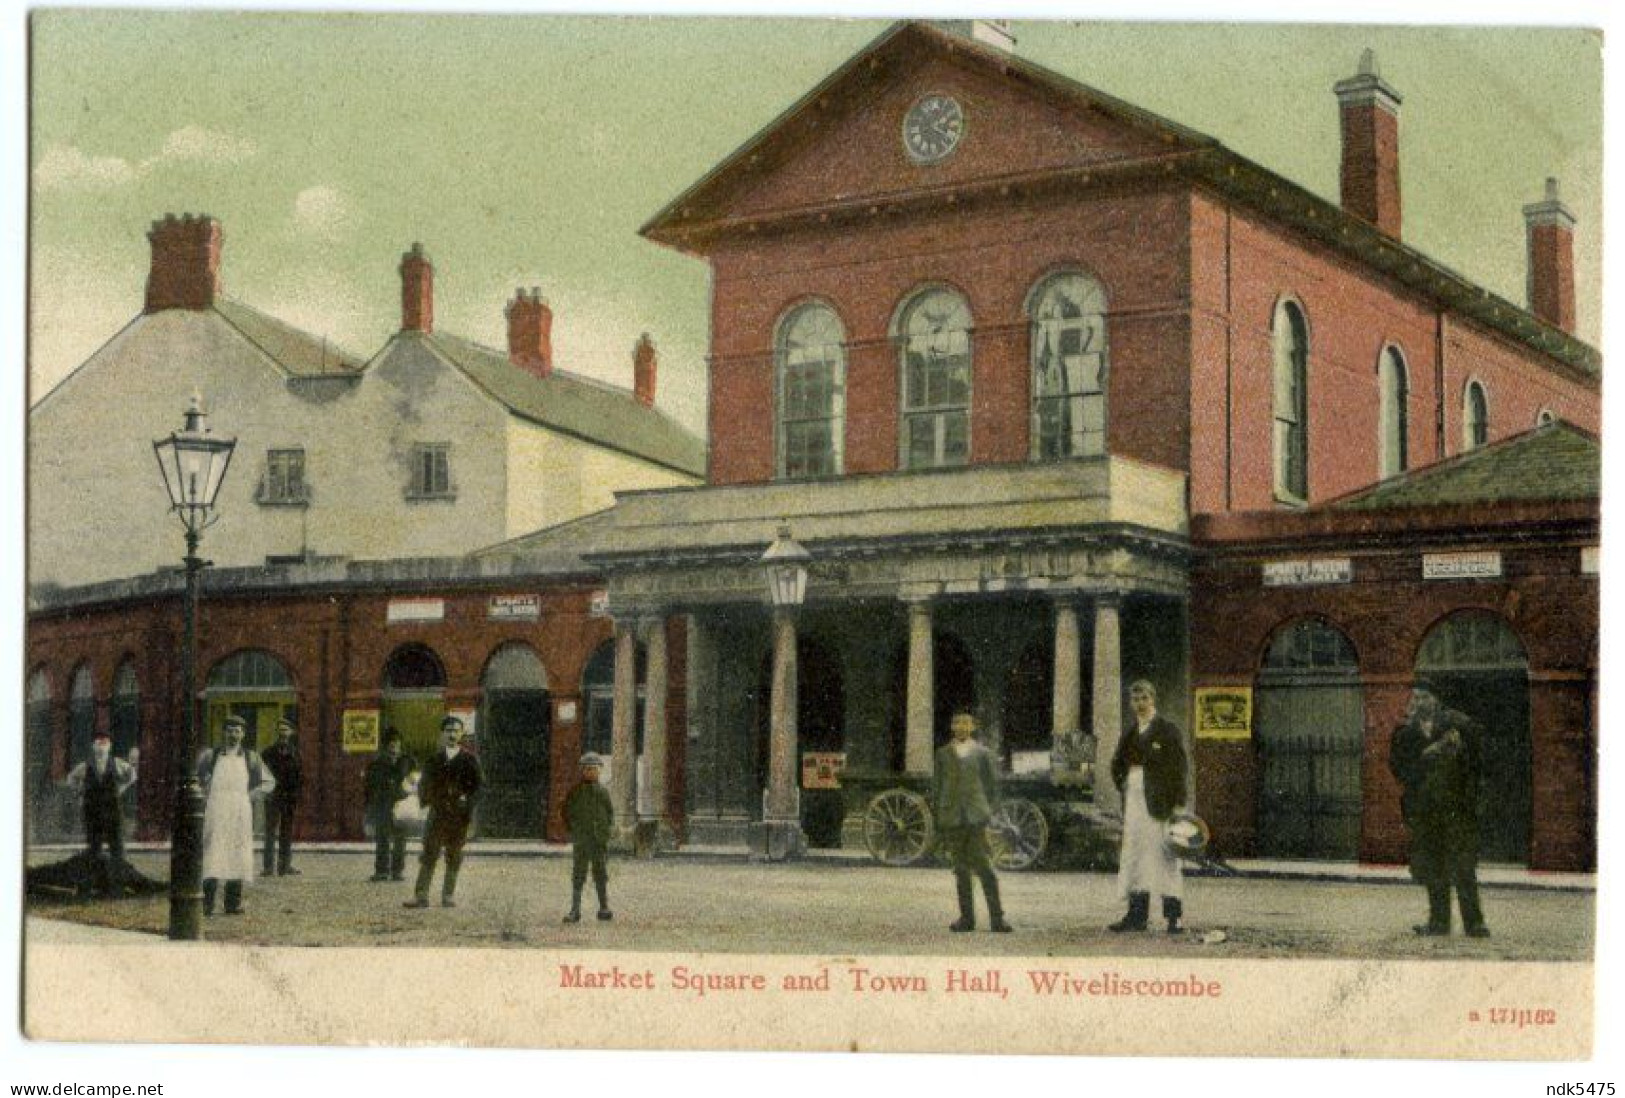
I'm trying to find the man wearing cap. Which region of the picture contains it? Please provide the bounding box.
[405,716,483,909]
[1389,681,1490,938]
[933,711,1011,933]
[198,715,276,915]
[65,732,138,863]
[365,728,416,882]
[262,717,303,876]
[563,753,614,923]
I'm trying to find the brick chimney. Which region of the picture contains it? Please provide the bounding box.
[399,243,433,333]
[1334,49,1403,238]
[633,333,657,407]
[1524,178,1577,333]
[145,213,221,312]
[505,288,553,377]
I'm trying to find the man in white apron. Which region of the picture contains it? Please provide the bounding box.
[197,715,275,916]
[1108,680,1190,934]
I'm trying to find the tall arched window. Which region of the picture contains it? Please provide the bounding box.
[775,304,846,479]
[1029,272,1108,459]
[111,660,141,758]
[1378,346,1409,480]
[27,670,53,839]
[897,287,973,470]
[1463,380,1489,451]
[69,664,96,768]
[1272,300,1309,501]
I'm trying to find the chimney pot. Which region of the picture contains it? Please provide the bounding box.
[506,287,553,377]
[144,212,222,312]
[1524,176,1577,333]
[633,333,657,407]
[399,244,434,333]
[1334,50,1403,237]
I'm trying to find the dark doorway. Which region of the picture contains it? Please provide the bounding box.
[1416,611,1531,864]
[479,643,552,839]
[755,637,846,848]
[1254,618,1364,860]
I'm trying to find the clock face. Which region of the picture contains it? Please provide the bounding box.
[903,94,964,164]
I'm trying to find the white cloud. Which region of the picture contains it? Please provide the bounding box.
[149,125,259,167]
[33,144,137,190]
[291,185,352,239]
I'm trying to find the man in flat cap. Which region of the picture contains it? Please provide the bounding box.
[405,716,482,909]
[65,731,138,864]
[563,753,614,923]
[198,715,275,915]
[1389,680,1490,938]
[933,711,1011,933]
[261,716,303,876]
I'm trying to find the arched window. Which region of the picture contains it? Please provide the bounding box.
[1463,380,1489,451]
[1378,346,1409,479]
[27,671,53,836]
[111,660,141,757]
[776,304,846,479]
[1029,272,1108,459]
[897,287,973,470]
[206,649,297,750]
[69,664,96,768]
[1272,300,1309,502]
[382,644,448,762]
[208,649,294,690]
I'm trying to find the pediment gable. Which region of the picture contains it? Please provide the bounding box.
[644,22,1209,244]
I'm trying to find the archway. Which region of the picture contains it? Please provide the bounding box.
[206,649,298,751]
[381,644,447,765]
[479,643,552,838]
[68,664,95,771]
[1416,610,1531,863]
[27,670,52,843]
[754,636,846,848]
[1254,617,1364,860]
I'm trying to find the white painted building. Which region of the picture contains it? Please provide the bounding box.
[28,215,705,589]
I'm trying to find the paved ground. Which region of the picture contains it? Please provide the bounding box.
[26,849,1593,961]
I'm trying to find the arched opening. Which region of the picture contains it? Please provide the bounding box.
[478,643,552,838]
[381,644,447,765]
[1028,271,1109,459]
[68,664,96,772]
[886,630,977,771]
[111,660,141,758]
[206,649,298,752]
[1254,617,1364,860]
[1378,346,1409,479]
[775,302,847,479]
[1272,300,1310,501]
[896,286,973,470]
[1463,380,1490,451]
[1416,610,1531,863]
[27,670,53,842]
[754,636,846,848]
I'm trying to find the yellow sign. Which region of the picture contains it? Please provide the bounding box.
[801,752,846,790]
[342,709,381,754]
[1195,687,1252,740]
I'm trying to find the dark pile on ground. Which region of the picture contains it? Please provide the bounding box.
[26,851,167,902]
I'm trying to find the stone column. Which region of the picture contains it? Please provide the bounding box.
[1091,594,1124,819]
[755,607,805,860]
[609,617,639,850]
[905,599,935,774]
[638,616,673,852]
[684,614,720,821]
[1052,596,1083,745]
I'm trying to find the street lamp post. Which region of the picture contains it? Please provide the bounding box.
[152,395,236,941]
[757,523,811,861]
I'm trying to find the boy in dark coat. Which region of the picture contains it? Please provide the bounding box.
[563,753,614,923]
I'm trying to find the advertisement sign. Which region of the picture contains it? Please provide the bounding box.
[387,597,445,623]
[1422,551,1502,580]
[1195,687,1252,740]
[488,594,540,621]
[1262,558,1352,587]
[341,709,381,754]
[800,752,846,790]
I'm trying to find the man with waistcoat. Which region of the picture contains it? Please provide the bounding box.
[66,732,138,864]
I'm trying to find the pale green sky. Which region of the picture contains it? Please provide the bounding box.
[29,13,1602,432]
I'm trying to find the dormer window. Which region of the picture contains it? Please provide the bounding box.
[259,448,308,505]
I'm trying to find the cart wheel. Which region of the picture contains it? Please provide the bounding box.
[987,797,1048,871]
[863,788,935,866]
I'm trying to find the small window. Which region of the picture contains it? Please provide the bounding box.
[1463,381,1489,451]
[408,443,454,499]
[259,448,308,505]
[1378,347,1409,479]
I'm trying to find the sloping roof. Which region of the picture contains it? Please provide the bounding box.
[213,298,366,377]
[470,505,621,570]
[422,331,707,477]
[642,20,1598,380]
[1328,421,1599,512]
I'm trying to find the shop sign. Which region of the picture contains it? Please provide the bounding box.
[387,597,444,623]
[1195,687,1252,741]
[1262,558,1351,587]
[489,594,540,621]
[342,709,380,754]
[801,752,846,790]
[1422,551,1501,580]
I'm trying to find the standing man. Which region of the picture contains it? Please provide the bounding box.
[405,716,483,909]
[1109,680,1189,934]
[1388,680,1490,938]
[198,715,276,916]
[262,717,303,876]
[933,711,1011,933]
[65,732,138,863]
[365,728,415,882]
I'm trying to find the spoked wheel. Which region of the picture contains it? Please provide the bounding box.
[986,797,1048,871]
[863,788,935,866]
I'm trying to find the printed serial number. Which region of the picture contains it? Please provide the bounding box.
[1473,1006,1557,1028]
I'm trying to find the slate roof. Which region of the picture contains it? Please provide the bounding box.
[422,331,707,477]
[1327,421,1599,512]
[470,505,622,569]
[643,20,1598,380]
[213,298,367,376]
